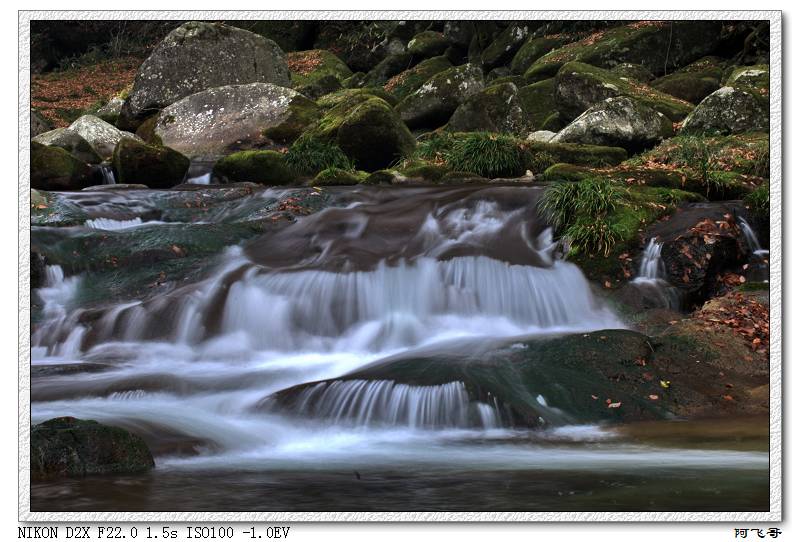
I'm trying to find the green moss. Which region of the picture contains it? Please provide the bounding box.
[112,138,190,188]
[406,31,448,58]
[525,140,628,167]
[383,56,452,100]
[30,141,92,191]
[399,162,449,182]
[284,135,353,176]
[362,169,399,185]
[288,49,353,89]
[213,150,297,185]
[540,163,592,182]
[737,281,769,292]
[313,167,366,186]
[523,62,561,84]
[316,88,399,111]
[651,72,721,104]
[517,78,557,131]
[511,36,568,75]
[726,64,769,93]
[262,95,321,143]
[135,115,163,145]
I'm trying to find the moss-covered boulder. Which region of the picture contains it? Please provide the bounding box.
[395,63,485,129]
[517,78,558,132]
[480,23,533,70]
[31,417,154,480]
[213,150,297,185]
[33,128,102,164]
[317,87,399,110]
[287,49,353,98]
[726,64,769,94]
[610,63,655,83]
[552,96,673,152]
[383,56,452,100]
[651,56,724,104]
[525,140,627,167]
[554,62,694,122]
[121,21,291,122]
[312,167,366,186]
[407,30,449,59]
[112,138,190,188]
[446,82,528,136]
[532,21,723,78]
[153,83,320,159]
[68,115,143,160]
[334,97,416,171]
[510,36,570,75]
[363,51,414,87]
[680,87,769,135]
[30,141,93,191]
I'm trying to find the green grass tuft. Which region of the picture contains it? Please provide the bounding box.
[284,136,354,176]
[743,183,769,219]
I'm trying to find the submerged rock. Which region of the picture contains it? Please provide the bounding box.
[68,115,142,160]
[552,96,673,152]
[680,86,769,135]
[112,138,190,188]
[121,21,291,122]
[153,83,320,159]
[395,63,485,129]
[33,128,102,164]
[30,141,93,191]
[31,417,154,480]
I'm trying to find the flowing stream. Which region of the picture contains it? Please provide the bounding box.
[30,185,768,511]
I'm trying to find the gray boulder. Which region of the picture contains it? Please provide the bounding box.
[395,64,485,129]
[153,83,320,159]
[552,96,673,152]
[447,82,528,136]
[33,128,102,164]
[96,96,125,124]
[122,21,291,121]
[680,86,769,135]
[68,115,142,160]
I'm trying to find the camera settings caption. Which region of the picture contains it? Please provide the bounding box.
[19,525,291,541]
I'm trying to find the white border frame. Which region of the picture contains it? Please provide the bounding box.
[18,10,783,522]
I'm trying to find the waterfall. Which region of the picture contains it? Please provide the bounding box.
[187,173,211,185]
[281,379,502,429]
[631,239,679,309]
[635,238,666,280]
[737,217,769,257]
[32,266,85,360]
[99,164,116,185]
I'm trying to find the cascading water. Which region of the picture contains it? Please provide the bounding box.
[99,164,116,185]
[738,217,769,257]
[737,216,769,283]
[29,185,766,511]
[631,238,680,309]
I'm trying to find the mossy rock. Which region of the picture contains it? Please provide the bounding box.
[487,75,527,87]
[407,31,449,59]
[555,61,694,122]
[213,150,297,185]
[363,51,414,86]
[518,78,557,131]
[316,87,399,110]
[399,162,449,183]
[725,64,769,94]
[312,167,366,186]
[362,169,401,185]
[680,87,769,135]
[31,141,93,191]
[446,82,528,136]
[532,21,723,78]
[134,114,163,146]
[651,72,721,105]
[288,49,353,99]
[31,417,154,480]
[525,140,627,167]
[510,36,569,75]
[383,56,452,100]
[610,63,655,83]
[523,61,563,84]
[540,162,593,182]
[480,24,533,70]
[112,138,190,188]
[32,128,102,165]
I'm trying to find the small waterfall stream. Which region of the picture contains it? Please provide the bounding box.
[631,239,680,309]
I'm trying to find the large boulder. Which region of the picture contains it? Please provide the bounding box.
[446,82,528,136]
[480,23,534,70]
[554,62,694,122]
[532,21,723,77]
[680,86,769,135]
[517,78,560,132]
[651,56,724,104]
[68,115,142,160]
[212,150,297,185]
[725,64,769,94]
[383,56,452,100]
[407,30,449,59]
[510,36,569,75]
[33,128,102,164]
[121,21,291,122]
[287,49,352,99]
[395,63,485,129]
[112,138,190,188]
[151,83,320,159]
[551,96,673,152]
[30,141,93,191]
[363,51,414,87]
[31,417,154,480]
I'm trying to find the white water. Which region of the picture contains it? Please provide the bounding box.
[631,239,680,309]
[186,172,211,185]
[738,217,769,257]
[99,165,116,185]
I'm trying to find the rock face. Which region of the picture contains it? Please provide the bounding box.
[680,86,769,135]
[212,150,296,185]
[31,417,154,480]
[30,141,93,191]
[33,128,102,164]
[153,83,320,159]
[554,62,694,122]
[447,82,528,136]
[68,115,142,160]
[552,96,673,152]
[395,64,485,129]
[122,21,291,121]
[112,138,190,188]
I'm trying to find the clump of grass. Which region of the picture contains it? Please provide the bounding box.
[539,177,630,256]
[528,151,557,175]
[415,132,455,161]
[746,145,770,178]
[445,132,527,178]
[284,136,354,176]
[743,183,769,219]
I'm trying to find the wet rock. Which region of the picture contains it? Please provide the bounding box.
[31,141,93,191]
[680,86,769,135]
[68,115,142,160]
[33,128,103,164]
[31,417,154,480]
[153,83,320,159]
[112,138,190,188]
[551,96,673,152]
[121,21,291,122]
[395,63,485,129]
[554,62,694,122]
[446,82,528,136]
[212,150,297,185]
